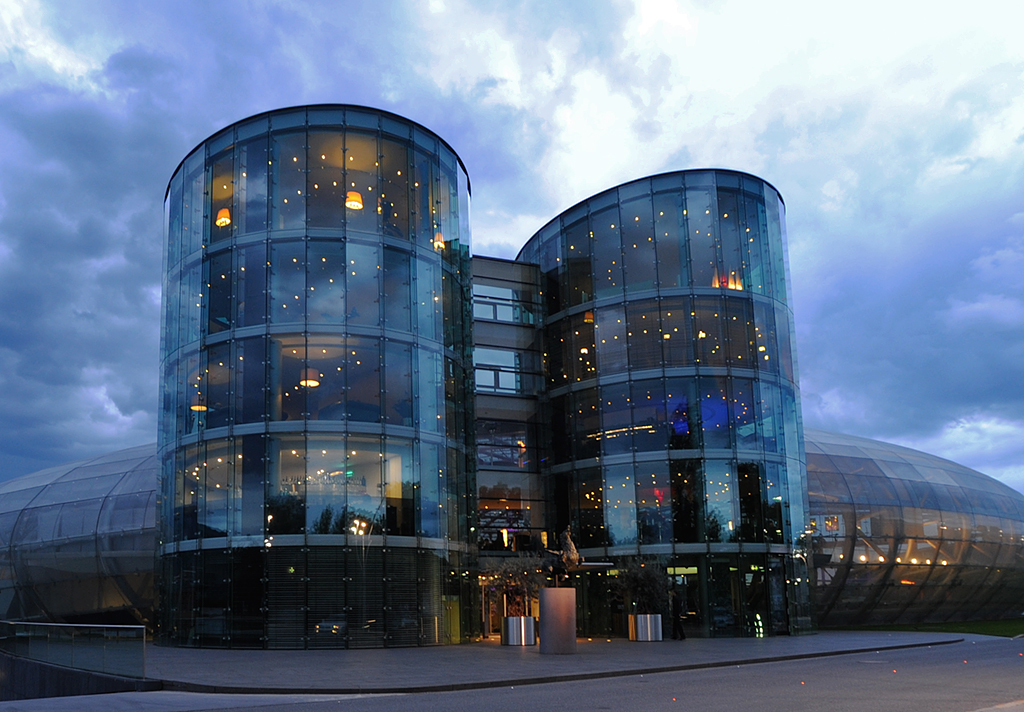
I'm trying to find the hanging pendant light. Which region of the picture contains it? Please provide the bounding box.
[215,208,231,227]
[345,191,364,210]
[190,396,208,412]
[299,368,321,388]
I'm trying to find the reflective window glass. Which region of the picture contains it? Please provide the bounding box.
[267,435,305,534]
[236,242,266,327]
[717,188,744,291]
[384,341,413,426]
[306,436,348,534]
[234,336,266,424]
[591,206,623,299]
[346,437,383,533]
[570,313,596,382]
[306,241,345,323]
[269,241,306,324]
[672,459,701,542]
[344,131,380,236]
[705,460,736,542]
[743,191,768,295]
[685,186,718,288]
[730,377,757,451]
[692,296,725,366]
[383,247,412,332]
[724,297,755,367]
[205,343,231,429]
[600,382,633,456]
[210,151,234,244]
[236,135,268,235]
[270,335,306,422]
[626,298,662,370]
[752,299,777,372]
[666,378,699,449]
[603,463,637,546]
[576,466,605,546]
[660,296,693,366]
[595,305,627,373]
[380,138,410,239]
[385,439,415,536]
[271,131,306,230]
[306,130,345,228]
[700,377,730,449]
[621,196,657,293]
[564,218,592,306]
[346,336,381,422]
[573,388,600,460]
[203,439,232,537]
[631,378,665,453]
[346,241,381,326]
[653,190,686,288]
[305,337,346,421]
[411,149,435,245]
[637,461,671,544]
[206,251,232,334]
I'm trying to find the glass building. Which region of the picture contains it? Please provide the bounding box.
[807,428,1024,625]
[0,446,157,627]
[157,105,476,648]
[514,170,812,637]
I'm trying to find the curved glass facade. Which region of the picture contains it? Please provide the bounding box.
[807,428,1024,626]
[519,170,811,636]
[158,106,475,648]
[0,445,157,626]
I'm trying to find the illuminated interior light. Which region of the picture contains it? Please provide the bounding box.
[299,368,320,388]
[215,208,231,227]
[345,191,364,210]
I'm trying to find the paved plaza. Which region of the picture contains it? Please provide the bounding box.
[1,632,1023,711]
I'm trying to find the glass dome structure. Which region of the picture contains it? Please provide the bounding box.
[518,170,811,637]
[158,105,475,648]
[807,428,1024,625]
[0,445,157,626]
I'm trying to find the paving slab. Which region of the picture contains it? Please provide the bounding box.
[147,631,964,694]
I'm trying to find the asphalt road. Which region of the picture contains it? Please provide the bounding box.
[3,636,1023,712]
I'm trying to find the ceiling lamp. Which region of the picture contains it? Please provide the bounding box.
[345,191,364,210]
[190,397,207,412]
[433,231,445,250]
[215,208,231,227]
[299,368,321,388]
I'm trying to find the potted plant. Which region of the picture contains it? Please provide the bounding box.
[484,555,544,645]
[614,558,669,641]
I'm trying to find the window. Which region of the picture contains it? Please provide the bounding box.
[474,347,520,394]
[471,284,535,324]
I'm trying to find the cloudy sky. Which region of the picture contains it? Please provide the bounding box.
[1,0,1022,492]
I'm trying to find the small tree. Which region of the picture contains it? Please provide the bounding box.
[614,558,669,615]
[484,555,544,617]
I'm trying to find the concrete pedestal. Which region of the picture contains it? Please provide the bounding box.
[539,587,577,655]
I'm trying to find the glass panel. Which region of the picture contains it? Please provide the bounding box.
[604,463,637,546]
[267,436,305,535]
[576,466,605,546]
[591,206,623,299]
[621,196,657,293]
[206,251,232,335]
[570,312,596,383]
[717,188,744,291]
[384,341,413,426]
[685,186,718,288]
[636,460,671,544]
[752,299,777,373]
[182,153,205,257]
[346,436,383,533]
[411,149,435,246]
[306,436,348,534]
[573,387,600,460]
[205,342,231,429]
[600,382,633,456]
[236,242,266,327]
[271,131,306,230]
[631,378,665,453]
[724,297,755,367]
[306,240,346,324]
[672,459,701,542]
[269,335,306,422]
[203,439,232,537]
[346,241,381,327]
[692,296,725,366]
[235,336,266,425]
[306,130,345,228]
[660,295,693,367]
[306,336,346,421]
[385,439,415,536]
[705,460,736,542]
[653,190,686,288]
[210,151,234,244]
[346,336,381,422]
[743,190,768,295]
[595,305,627,373]
[626,298,662,370]
[418,442,442,537]
[343,131,380,236]
[416,347,442,432]
[737,462,762,542]
[666,378,699,449]
[269,241,306,324]
[380,138,410,239]
[564,218,592,306]
[236,135,268,235]
[730,377,758,451]
[700,377,730,449]
[415,256,441,342]
[383,247,412,332]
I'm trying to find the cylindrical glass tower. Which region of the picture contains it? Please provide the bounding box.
[157,106,475,648]
[519,170,810,637]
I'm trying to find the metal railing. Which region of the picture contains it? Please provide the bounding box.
[0,621,146,678]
